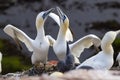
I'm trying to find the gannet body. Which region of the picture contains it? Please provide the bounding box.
[76,30,120,70]
[4,8,55,65]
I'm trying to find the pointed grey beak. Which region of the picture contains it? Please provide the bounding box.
[56,7,65,21]
[42,8,54,19]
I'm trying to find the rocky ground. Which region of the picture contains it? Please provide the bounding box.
[0,0,120,77]
[1,69,120,80]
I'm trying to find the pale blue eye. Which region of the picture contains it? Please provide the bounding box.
[42,13,47,19]
[63,15,66,21]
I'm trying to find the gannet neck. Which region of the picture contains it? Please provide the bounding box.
[35,24,45,41]
[56,24,67,41]
[101,44,114,54]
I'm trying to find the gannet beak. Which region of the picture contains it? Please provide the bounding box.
[43,8,54,19]
[56,7,64,21]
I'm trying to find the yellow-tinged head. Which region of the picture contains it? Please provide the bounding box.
[36,8,54,29]
[102,31,119,45]
[101,30,120,53]
[56,7,69,31]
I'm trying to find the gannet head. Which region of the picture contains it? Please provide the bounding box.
[36,8,54,29]
[102,30,120,44]
[56,7,69,32]
[101,30,120,51]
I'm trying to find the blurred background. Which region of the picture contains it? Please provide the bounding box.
[0,0,120,74]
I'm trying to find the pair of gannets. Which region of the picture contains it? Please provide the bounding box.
[3,8,72,66]
[3,7,101,67]
[76,30,120,70]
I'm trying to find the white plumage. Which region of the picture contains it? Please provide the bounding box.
[76,30,120,70]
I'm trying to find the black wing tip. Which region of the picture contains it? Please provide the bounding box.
[78,66,94,70]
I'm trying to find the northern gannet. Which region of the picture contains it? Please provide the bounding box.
[3,8,55,66]
[0,52,2,73]
[53,7,101,64]
[76,30,120,70]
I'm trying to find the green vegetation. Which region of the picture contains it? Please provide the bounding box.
[2,56,32,74]
[0,39,32,74]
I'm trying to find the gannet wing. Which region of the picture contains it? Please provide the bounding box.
[49,13,73,42]
[3,24,33,52]
[69,34,101,57]
[46,35,56,46]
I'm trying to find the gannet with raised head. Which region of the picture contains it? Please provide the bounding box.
[76,30,120,70]
[53,7,101,64]
[53,7,69,62]
[3,8,55,66]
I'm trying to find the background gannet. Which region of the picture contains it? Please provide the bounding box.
[3,8,55,66]
[53,7,101,64]
[0,52,2,73]
[76,30,120,70]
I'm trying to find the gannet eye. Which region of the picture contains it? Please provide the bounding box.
[42,13,47,19]
[63,15,66,22]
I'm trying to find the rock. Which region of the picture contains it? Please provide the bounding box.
[50,71,63,77]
